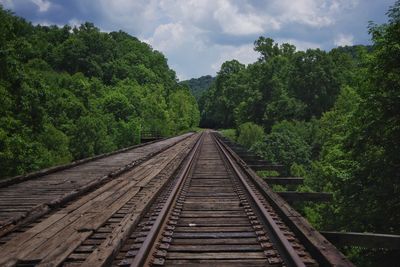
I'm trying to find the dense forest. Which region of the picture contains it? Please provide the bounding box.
[1,2,399,265]
[199,2,399,266]
[0,7,199,178]
[180,75,215,101]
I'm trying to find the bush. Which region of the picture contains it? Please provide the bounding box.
[220,128,237,141]
[251,120,312,169]
[237,122,265,149]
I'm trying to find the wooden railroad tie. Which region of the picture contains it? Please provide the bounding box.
[278,192,333,203]
[321,231,400,250]
[264,177,304,185]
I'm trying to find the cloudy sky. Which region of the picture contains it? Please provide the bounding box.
[0,0,395,80]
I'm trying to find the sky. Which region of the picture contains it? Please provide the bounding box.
[0,0,395,80]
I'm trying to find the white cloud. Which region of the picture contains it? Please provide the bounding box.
[211,44,259,72]
[146,22,186,52]
[276,38,322,51]
[32,20,63,27]
[262,0,359,28]
[0,0,13,9]
[327,0,359,12]
[31,0,51,12]
[68,18,84,28]
[214,1,280,35]
[1,0,52,13]
[334,33,354,46]
[5,0,385,79]
[159,0,215,24]
[89,0,361,78]
[157,0,280,36]
[96,0,162,34]
[272,0,334,27]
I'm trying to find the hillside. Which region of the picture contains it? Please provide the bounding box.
[180,75,215,101]
[199,8,400,265]
[0,7,199,178]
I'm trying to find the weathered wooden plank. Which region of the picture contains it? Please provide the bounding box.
[0,134,199,267]
[239,155,265,161]
[175,226,254,232]
[243,159,271,165]
[172,232,257,238]
[35,230,93,267]
[0,169,151,263]
[176,223,250,227]
[278,192,333,202]
[186,193,236,197]
[0,133,193,237]
[247,164,285,172]
[182,204,242,211]
[264,177,304,185]
[164,260,268,266]
[321,231,400,249]
[80,213,140,267]
[166,252,266,260]
[168,244,262,252]
[171,237,259,245]
[0,134,177,189]
[216,133,354,267]
[74,245,96,253]
[177,217,250,225]
[28,184,143,262]
[180,210,244,215]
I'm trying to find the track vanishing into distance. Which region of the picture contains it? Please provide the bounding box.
[0,131,354,267]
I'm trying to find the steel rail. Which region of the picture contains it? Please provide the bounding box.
[215,132,355,267]
[213,134,307,267]
[130,132,204,267]
[0,133,195,240]
[0,135,177,188]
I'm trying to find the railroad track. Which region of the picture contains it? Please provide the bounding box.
[0,133,193,238]
[0,131,354,266]
[113,132,353,267]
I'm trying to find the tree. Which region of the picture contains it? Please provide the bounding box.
[236,122,265,149]
[288,49,341,118]
[102,91,134,121]
[340,1,400,235]
[252,120,313,170]
[0,7,199,178]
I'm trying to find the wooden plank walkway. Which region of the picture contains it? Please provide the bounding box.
[0,134,192,233]
[0,131,360,267]
[0,134,198,266]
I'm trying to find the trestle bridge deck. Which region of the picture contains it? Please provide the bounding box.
[0,131,355,266]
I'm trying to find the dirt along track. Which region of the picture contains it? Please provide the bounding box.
[0,131,354,267]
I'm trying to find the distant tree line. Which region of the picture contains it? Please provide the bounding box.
[180,75,215,101]
[0,6,199,178]
[199,2,400,266]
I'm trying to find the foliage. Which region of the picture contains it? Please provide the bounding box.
[304,1,400,244]
[200,38,348,130]
[180,75,215,101]
[219,129,237,142]
[236,122,265,149]
[199,2,400,265]
[169,88,200,133]
[0,7,199,178]
[251,120,314,171]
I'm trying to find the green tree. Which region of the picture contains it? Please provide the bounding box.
[236,122,265,149]
[288,49,341,118]
[340,1,400,235]
[0,7,199,178]
[69,115,115,159]
[102,91,134,121]
[252,120,313,170]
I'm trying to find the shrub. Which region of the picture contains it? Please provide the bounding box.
[237,122,265,149]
